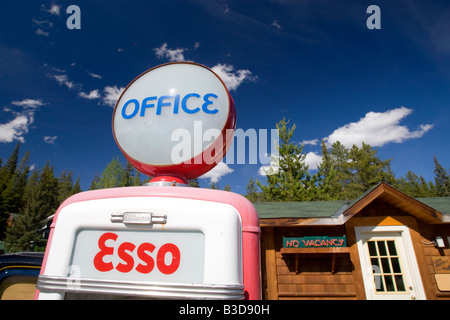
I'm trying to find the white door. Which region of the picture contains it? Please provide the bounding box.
[355,226,426,300]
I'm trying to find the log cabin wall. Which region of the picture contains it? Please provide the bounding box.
[260,194,450,300]
[416,221,450,300]
[262,226,356,300]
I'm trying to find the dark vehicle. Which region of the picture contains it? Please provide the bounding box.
[0,252,43,300]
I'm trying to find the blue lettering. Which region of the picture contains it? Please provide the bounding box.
[202,93,218,114]
[181,93,200,114]
[173,94,180,114]
[120,93,219,119]
[156,95,173,115]
[121,99,140,119]
[140,96,156,117]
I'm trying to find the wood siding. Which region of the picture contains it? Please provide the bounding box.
[261,198,450,300]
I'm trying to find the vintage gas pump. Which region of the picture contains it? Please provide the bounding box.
[35,62,261,300]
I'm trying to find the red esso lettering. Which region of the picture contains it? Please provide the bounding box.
[93,232,180,275]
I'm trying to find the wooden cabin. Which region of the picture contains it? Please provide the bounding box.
[255,182,450,300]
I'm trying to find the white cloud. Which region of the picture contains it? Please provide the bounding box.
[0,115,30,143]
[200,162,234,183]
[103,86,125,107]
[48,4,61,16]
[0,98,46,143]
[304,152,322,170]
[79,89,100,100]
[154,43,186,62]
[32,18,53,37]
[272,20,281,30]
[32,19,53,28]
[211,64,257,91]
[11,99,46,109]
[258,151,322,176]
[258,155,279,176]
[35,29,49,37]
[301,139,318,146]
[152,43,256,91]
[53,74,74,89]
[43,136,58,144]
[325,107,433,148]
[87,71,102,79]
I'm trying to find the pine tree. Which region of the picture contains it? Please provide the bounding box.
[57,170,74,204]
[245,177,259,202]
[95,157,125,189]
[344,143,395,199]
[132,171,142,186]
[328,141,352,198]
[89,174,100,190]
[433,155,450,196]
[121,162,134,187]
[258,118,318,201]
[210,182,219,189]
[316,140,341,200]
[4,162,59,252]
[188,178,200,188]
[0,143,26,239]
[72,176,82,194]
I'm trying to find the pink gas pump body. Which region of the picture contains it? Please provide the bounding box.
[35,186,261,300]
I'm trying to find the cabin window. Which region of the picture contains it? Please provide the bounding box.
[367,240,406,293]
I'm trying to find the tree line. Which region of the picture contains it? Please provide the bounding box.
[245,118,450,202]
[0,143,81,252]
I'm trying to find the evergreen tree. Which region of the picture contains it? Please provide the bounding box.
[257,118,318,201]
[0,143,27,239]
[5,162,58,252]
[344,143,395,199]
[95,157,125,189]
[245,177,259,202]
[89,174,100,190]
[316,140,341,200]
[433,155,450,196]
[210,182,219,189]
[121,162,134,187]
[122,162,143,186]
[132,171,142,186]
[395,171,438,198]
[57,170,74,204]
[328,141,352,198]
[188,178,200,188]
[73,177,82,194]
[1,152,30,217]
[0,143,20,185]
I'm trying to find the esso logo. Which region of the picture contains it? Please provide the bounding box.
[112,62,236,180]
[93,232,180,275]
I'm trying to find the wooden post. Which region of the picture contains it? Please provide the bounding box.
[264,227,279,300]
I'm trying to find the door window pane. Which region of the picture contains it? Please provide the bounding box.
[377,241,387,256]
[387,241,397,255]
[368,241,377,256]
[367,240,407,294]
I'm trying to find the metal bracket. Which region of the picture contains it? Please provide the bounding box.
[111,212,167,225]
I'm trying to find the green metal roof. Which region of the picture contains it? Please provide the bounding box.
[415,197,450,215]
[254,196,450,220]
[253,200,349,219]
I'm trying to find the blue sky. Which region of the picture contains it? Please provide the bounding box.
[1,0,449,194]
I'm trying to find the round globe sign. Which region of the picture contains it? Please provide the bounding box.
[112,62,236,182]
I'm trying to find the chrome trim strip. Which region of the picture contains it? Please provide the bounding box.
[37,275,244,300]
[110,212,167,225]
